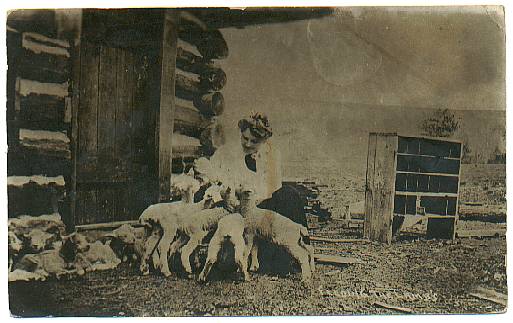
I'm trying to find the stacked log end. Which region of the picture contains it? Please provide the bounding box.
[173,11,229,173]
[7,24,73,231]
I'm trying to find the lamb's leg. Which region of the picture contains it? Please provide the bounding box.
[304,243,315,273]
[233,235,251,281]
[158,227,178,277]
[180,231,208,277]
[249,240,260,272]
[286,244,312,282]
[140,228,161,275]
[198,235,222,282]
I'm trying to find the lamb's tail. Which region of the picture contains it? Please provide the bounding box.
[299,225,310,245]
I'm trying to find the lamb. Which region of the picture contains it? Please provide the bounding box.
[11,232,86,281]
[239,189,315,282]
[138,171,202,274]
[151,184,226,277]
[174,205,231,277]
[75,240,121,273]
[103,224,146,266]
[197,212,250,282]
[138,183,224,276]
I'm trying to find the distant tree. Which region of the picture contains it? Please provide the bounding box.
[420,108,460,138]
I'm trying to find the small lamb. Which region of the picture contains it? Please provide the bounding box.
[138,171,202,274]
[139,183,224,276]
[239,189,315,282]
[11,232,86,280]
[197,212,250,282]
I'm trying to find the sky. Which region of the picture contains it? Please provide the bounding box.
[214,6,506,174]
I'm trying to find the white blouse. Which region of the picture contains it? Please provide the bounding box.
[195,140,282,203]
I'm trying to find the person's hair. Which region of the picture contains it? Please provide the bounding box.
[238,112,273,140]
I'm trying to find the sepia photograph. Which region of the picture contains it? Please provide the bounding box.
[3,4,508,317]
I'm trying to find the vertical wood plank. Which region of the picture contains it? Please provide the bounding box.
[69,28,82,231]
[364,134,397,244]
[156,10,179,201]
[364,134,377,239]
[78,41,99,163]
[97,46,117,163]
[115,48,133,173]
[373,135,397,243]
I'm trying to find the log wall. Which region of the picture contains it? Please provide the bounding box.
[7,19,74,230]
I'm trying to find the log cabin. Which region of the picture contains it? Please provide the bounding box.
[6,8,333,230]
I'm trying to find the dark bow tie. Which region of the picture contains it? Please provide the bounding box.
[245,154,257,172]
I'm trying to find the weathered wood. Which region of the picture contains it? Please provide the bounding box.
[364,134,397,244]
[199,123,225,156]
[469,287,507,306]
[174,105,213,137]
[7,9,58,37]
[175,72,227,100]
[115,48,134,164]
[98,46,117,160]
[373,302,413,314]
[7,144,72,177]
[18,129,71,159]
[69,33,82,232]
[178,27,228,60]
[310,236,370,243]
[193,92,225,117]
[156,11,179,202]
[364,134,377,240]
[176,47,227,91]
[76,220,140,231]
[7,176,66,217]
[78,41,99,160]
[175,73,203,100]
[19,94,66,131]
[19,36,70,81]
[314,254,363,265]
[7,29,22,148]
[456,228,506,238]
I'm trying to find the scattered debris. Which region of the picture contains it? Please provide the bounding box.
[373,301,413,314]
[314,254,363,265]
[469,287,507,306]
[310,236,369,243]
[456,229,506,238]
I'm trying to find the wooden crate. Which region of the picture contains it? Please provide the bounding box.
[364,133,462,243]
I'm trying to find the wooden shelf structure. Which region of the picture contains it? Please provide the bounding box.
[364,133,462,243]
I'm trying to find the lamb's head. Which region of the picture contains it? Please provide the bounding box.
[202,183,225,207]
[27,229,58,253]
[59,232,90,264]
[172,169,201,203]
[238,188,256,215]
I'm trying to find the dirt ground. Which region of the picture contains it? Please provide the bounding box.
[8,163,507,317]
[9,227,507,317]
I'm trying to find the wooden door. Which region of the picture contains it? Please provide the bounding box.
[74,40,159,225]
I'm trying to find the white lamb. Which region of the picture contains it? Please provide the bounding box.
[138,183,224,276]
[138,170,202,274]
[239,189,315,282]
[197,212,250,282]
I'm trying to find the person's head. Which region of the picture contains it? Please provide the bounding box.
[238,112,273,154]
